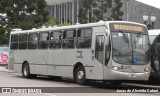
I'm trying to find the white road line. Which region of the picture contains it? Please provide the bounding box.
[43,93,56,96]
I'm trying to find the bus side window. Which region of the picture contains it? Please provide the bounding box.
[28,33,38,49]
[50,31,62,49]
[63,30,75,48]
[39,32,49,49]
[10,35,19,49]
[19,34,28,49]
[77,28,92,48]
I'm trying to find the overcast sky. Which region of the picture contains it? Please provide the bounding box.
[136,0,160,9]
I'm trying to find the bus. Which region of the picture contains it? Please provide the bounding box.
[9,21,151,85]
[149,29,160,79]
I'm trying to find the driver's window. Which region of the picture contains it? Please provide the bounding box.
[95,35,105,64]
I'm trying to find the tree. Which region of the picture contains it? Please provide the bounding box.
[91,0,112,21]
[78,0,123,23]
[0,0,49,44]
[78,0,94,23]
[44,17,71,28]
[111,0,123,20]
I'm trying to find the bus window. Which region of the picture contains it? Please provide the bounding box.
[38,32,49,49]
[95,35,105,63]
[63,30,75,48]
[77,28,92,48]
[19,34,28,49]
[10,35,19,49]
[50,32,62,49]
[28,33,38,49]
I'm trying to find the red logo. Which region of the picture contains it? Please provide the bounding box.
[1,54,8,62]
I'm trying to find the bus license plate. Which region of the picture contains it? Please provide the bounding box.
[129,73,137,78]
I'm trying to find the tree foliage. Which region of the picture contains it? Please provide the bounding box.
[0,0,49,44]
[44,17,71,28]
[111,0,123,20]
[78,0,123,23]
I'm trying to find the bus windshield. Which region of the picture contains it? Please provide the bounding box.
[112,32,150,65]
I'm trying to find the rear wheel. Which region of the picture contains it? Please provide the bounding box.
[74,65,86,85]
[22,62,36,78]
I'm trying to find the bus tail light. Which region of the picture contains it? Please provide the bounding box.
[112,66,120,71]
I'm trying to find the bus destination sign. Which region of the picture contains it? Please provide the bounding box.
[114,24,143,32]
[110,23,147,33]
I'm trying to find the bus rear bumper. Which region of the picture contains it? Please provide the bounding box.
[110,70,150,81]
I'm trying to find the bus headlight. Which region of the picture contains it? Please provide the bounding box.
[144,68,150,72]
[112,66,120,71]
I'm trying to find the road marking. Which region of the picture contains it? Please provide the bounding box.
[43,93,56,96]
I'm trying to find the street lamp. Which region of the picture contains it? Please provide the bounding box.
[143,14,156,29]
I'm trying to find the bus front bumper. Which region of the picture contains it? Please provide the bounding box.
[111,70,150,81]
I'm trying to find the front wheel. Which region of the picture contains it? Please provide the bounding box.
[22,62,36,78]
[74,65,86,85]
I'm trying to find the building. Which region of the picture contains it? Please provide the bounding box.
[45,0,80,24]
[45,0,160,29]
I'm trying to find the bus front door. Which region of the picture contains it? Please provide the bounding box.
[94,32,106,80]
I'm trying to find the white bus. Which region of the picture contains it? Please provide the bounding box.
[9,21,151,85]
[149,29,160,79]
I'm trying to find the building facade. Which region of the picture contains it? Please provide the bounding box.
[45,0,160,29]
[45,0,81,24]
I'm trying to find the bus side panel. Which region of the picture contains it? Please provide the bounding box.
[85,26,108,80]
[103,59,113,80]
[75,49,95,79]
[61,49,76,77]
[47,50,63,76]
[13,50,30,73]
[29,50,48,75]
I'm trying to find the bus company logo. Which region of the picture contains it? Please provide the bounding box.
[2,88,11,93]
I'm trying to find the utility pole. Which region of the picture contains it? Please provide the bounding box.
[126,0,129,21]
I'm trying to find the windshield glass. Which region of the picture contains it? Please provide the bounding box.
[112,32,150,65]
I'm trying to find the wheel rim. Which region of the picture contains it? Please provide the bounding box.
[77,70,84,80]
[23,65,28,76]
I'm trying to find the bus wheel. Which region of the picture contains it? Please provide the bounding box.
[22,62,36,78]
[75,65,86,85]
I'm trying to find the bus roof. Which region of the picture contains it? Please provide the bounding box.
[10,21,147,35]
[148,29,160,36]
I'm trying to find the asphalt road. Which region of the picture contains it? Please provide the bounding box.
[0,70,160,96]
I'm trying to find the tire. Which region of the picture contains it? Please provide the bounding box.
[74,65,86,85]
[151,56,160,79]
[22,62,36,78]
